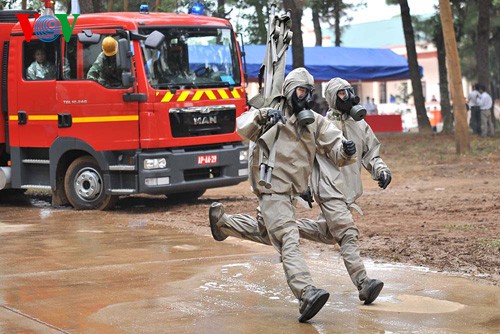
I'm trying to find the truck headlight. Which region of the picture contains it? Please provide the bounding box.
[239,149,248,161]
[144,158,167,170]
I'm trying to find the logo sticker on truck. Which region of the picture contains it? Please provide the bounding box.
[193,116,217,125]
[16,14,79,42]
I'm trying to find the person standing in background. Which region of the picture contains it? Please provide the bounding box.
[365,97,376,115]
[371,98,378,115]
[478,84,494,137]
[467,84,481,135]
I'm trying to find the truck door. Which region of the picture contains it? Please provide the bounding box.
[55,34,140,152]
[14,39,58,148]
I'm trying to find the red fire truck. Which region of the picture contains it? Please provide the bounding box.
[0,9,248,210]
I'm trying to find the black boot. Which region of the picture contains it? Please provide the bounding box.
[358,278,384,305]
[298,287,330,323]
[209,202,228,241]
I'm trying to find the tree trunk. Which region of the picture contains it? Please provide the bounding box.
[95,0,106,12]
[439,0,470,154]
[283,0,304,68]
[256,5,267,44]
[476,0,490,88]
[398,0,432,133]
[334,0,341,46]
[80,1,106,13]
[79,1,94,13]
[435,26,453,134]
[215,0,226,18]
[312,10,322,46]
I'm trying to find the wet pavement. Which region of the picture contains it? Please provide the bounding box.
[0,196,499,333]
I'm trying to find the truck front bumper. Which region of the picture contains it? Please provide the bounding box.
[137,143,248,195]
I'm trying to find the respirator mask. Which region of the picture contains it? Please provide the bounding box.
[336,88,366,121]
[291,86,315,126]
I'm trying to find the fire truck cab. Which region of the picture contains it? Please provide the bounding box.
[0,10,248,210]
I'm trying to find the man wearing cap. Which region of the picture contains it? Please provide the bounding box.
[87,36,122,87]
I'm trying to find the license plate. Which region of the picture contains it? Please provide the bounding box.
[197,154,218,165]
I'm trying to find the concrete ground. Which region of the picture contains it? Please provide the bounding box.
[0,203,498,333]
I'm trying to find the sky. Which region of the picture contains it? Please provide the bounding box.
[346,0,439,24]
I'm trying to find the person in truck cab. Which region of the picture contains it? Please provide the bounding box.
[26,47,56,80]
[87,36,122,88]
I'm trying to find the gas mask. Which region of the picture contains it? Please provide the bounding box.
[336,88,366,121]
[291,86,315,126]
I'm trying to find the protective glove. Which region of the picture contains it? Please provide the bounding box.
[299,187,314,208]
[378,170,392,189]
[266,109,287,126]
[342,140,356,157]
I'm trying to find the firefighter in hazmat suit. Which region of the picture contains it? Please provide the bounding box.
[209,77,391,307]
[209,69,357,323]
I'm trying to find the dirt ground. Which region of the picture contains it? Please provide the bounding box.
[16,133,499,287]
[181,133,499,286]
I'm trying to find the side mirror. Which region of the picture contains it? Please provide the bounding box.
[144,30,165,49]
[116,38,134,88]
[77,30,101,44]
[116,38,131,71]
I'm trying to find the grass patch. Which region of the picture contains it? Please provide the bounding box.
[445,224,484,230]
[479,238,500,249]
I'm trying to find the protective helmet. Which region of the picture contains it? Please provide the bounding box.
[102,36,118,57]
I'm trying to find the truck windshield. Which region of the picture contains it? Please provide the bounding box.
[140,27,241,89]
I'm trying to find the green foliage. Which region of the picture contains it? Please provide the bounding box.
[395,82,411,103]
[236,0,270,44]
[0,0,17,9]
[309,0,366,45]
[28,0,44,11]
[412,12,439,43]
[479,238,500,250]
[413,1,499,96]
[450,1,500,85]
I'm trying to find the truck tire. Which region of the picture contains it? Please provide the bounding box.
[166,190,206,203]
[64,156,118,210]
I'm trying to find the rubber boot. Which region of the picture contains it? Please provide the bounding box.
[209,202,228,241]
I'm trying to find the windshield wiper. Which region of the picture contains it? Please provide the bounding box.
[155,83,183,93]
[193,81,235,89]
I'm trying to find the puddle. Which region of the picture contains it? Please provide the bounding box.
[0,223,32,233]
[76,229,104,233]
[360,294,465,313]
[172,244,199,251]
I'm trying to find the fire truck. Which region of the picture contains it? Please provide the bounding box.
[0,8,248,210]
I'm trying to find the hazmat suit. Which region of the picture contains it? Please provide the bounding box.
[297,77,391,301]
[211,77,391,306]
[212,68,356,322]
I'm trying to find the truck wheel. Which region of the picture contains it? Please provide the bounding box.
[64,156,118,210]
[167,190,206,203]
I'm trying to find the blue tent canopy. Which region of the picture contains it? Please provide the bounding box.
[242,45,423,81]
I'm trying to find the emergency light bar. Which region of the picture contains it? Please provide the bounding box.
[140,4,149,14]
[189,2,204,15]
